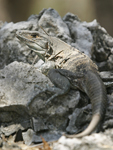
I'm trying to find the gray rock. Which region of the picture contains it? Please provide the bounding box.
[0,14,40,69]
[31,117,48,132]
[0,61,51,135]
[53,129,113,150]
[38,8,72,44]
[63,13,93,57]
[22,129,35,145]
[23,129,61,145]
[100,71,113,81]
[66,105,92,134]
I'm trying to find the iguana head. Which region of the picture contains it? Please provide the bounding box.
[16,29,67,61]
[16,30,53,61]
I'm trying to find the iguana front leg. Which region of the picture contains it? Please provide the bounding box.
[29,68,83,106]
[28,69,71,106]
[45,69,72,104]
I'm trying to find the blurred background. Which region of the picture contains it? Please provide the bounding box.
[0,0,113,36]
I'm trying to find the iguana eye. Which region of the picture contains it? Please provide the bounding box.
[30,34,42,39]
[31,34,37,38]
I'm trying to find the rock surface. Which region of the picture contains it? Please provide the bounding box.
[0,61,51,136]
[53,129,113,150]
[0,8,113,150]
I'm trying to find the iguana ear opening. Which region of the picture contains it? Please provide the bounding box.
[30,33,42,39]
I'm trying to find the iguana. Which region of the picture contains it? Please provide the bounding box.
[16,29,107,138]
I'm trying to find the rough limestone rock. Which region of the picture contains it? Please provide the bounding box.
[0,8,113,150]
[53,129,113,150]
[0,61,51,136]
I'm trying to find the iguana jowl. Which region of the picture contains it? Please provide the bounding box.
[16,29,107,138]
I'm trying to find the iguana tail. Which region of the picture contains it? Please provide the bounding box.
[66,70,107,138]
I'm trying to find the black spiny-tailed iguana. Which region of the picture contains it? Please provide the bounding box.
[16,29,107,138]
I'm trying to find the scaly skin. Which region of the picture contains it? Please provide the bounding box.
[16,29,107,138]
